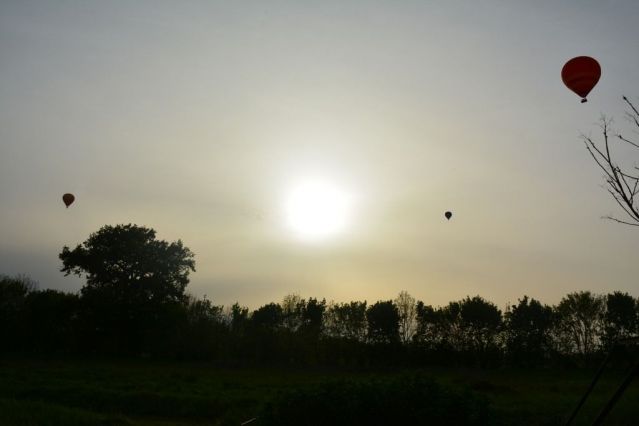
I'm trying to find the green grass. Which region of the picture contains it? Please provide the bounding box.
[431,367,638,425]
[0,359,636,425]
[0,397,130,426]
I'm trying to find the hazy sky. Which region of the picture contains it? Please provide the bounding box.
[2,1,639,309]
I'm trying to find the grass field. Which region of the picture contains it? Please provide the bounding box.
[0,359,636,425]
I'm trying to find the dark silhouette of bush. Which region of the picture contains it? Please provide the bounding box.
[0,274,37,350]
[23,289,80,353]
[174,295,228,359]
[259,374,494,425]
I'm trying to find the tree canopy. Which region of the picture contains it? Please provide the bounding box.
[60,224,195,303]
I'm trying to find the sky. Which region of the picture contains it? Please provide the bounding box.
[1,0,639,310]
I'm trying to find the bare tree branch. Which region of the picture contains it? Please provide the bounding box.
[584,142,617,183]
[616,167,639,180]
[603,216,639,226]
[616,168,635,203]
[623,96,639,117]
[582,98,639,226]
[617,134,639,149]
[606,188,639,221]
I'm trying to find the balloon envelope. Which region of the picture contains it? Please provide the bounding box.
[561,56,601,102]
[445,211,452,220]
[62,193,75,208]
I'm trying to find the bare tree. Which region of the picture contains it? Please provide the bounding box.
[394,291,417,344]
[582,96,639,226]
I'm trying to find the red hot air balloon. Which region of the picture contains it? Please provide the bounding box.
[445,211,452,220]
[62,193,75,208]
[561,56,601,103]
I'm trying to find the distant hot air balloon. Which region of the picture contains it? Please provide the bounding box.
[62,193,75,208]
[561,56,601,103]
[445,211,452,220]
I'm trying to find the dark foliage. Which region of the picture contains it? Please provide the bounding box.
[366,300,400,344]
[22,290,80,354]
[504,296,554,366]
[554,291,605,356]
[602,291,638,348]
[60,224,195,304]
[58,224,195,355]
[459,296,502,357]
[1,224,638,367]
[0,274,36,349]
[259,374,494,426]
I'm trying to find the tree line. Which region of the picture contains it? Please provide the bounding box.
[1,224,637,367]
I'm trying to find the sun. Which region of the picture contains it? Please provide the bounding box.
[285,179,352,241]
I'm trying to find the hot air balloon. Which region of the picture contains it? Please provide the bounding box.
[445,211,452,220]
[561,56,601,103]
[62,193,75,208]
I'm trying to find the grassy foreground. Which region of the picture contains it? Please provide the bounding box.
[0,359,636,425]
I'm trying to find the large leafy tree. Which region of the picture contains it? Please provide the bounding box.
[59,224,195,354]
[60,224,195,303]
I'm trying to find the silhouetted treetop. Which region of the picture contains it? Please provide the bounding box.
[504,296,554,365]
[251,303,283,330]
[555,291,604,356]
[603,291,638,348]
[366,300,400,344]
[59,224,195,303]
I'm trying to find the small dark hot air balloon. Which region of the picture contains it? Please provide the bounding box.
[561,56,601,103]
[445,211,452,220]
[62,193,75,208]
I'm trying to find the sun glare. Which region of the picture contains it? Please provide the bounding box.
[285,179,352,241]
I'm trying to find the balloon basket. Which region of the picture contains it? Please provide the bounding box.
[581,98,588,103]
